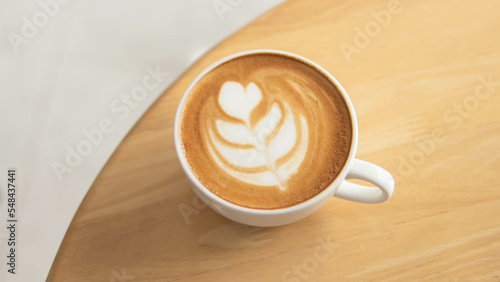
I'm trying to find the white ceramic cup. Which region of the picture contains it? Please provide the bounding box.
[173,50,394,227]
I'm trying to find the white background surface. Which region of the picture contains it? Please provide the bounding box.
[0,0,284,280]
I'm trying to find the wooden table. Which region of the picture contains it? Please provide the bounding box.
[49,0,500,280]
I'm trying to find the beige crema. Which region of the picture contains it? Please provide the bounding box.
[179,53,352,209]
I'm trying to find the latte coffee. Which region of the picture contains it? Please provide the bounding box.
[178,52,352,209]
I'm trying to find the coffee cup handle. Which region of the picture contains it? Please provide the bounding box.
[334,159,394,203]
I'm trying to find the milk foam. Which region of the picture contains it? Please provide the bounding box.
[207,81,308,190]
[179,53,352,209]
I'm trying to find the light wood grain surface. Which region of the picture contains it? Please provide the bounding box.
[48,0,500,281]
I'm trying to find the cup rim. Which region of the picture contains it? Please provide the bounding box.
[173,49,358,215]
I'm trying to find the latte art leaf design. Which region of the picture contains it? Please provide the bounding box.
[206,81,309,190]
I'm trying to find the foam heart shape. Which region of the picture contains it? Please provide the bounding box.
[218,81,262,123]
